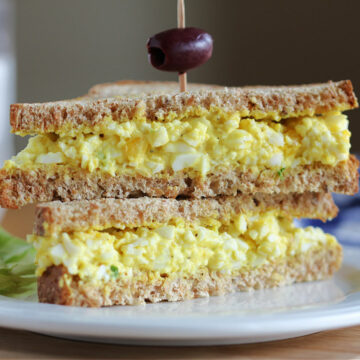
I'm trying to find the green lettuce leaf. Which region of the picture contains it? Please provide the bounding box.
[0,227,36,298]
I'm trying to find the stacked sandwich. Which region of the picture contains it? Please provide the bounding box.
[0,80,358,307]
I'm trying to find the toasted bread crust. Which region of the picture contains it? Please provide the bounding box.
[10,80,358,135]
[1,156,358,209]
[34,193,338,236]
[38,245,342,307]
[88,80,221,97]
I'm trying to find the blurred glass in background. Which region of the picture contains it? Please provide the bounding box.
[0,0,15,220]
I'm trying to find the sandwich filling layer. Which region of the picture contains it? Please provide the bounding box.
[28,211,338,284]
[6,110,350,177]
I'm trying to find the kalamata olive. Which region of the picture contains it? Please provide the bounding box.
[147,27,213,73]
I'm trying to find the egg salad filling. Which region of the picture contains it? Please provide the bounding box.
[28,212,338,283]
[5,110,350,177]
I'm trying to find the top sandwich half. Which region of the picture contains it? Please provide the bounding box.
[1,80,359,208]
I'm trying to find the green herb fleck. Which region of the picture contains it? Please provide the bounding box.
[97,152,105,161]
[110,265,119,278]
[277,167,286,180]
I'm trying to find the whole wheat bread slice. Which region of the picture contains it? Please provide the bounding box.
[34,192,338,236]
[11,80,357,135]
[1,156,357,209]
[38,245,342,307]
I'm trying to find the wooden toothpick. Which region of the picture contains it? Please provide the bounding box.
[179,72,187,92]
[177,0,185,28]
[177,0,187,92]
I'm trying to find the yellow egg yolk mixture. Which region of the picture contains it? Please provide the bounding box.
[28,212,338,284]
[5,110,350,177]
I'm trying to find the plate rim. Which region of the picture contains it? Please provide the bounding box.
[0,244,359,343]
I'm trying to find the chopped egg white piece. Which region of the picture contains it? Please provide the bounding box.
[5,110,350,178]
[28,212,338,284]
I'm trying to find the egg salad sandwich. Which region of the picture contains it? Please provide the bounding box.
[31,193,341,306]
[0,80,359,208]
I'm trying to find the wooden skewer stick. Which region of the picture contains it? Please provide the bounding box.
[177,0,185,28]
[179,72,187,92]
[177,0,187,92]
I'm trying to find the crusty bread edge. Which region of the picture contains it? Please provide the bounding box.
[1,156,358,209]
[10,80,358,135]
[33,192,338,236]
[88,79,222,96]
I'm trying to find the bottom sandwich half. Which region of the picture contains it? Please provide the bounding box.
[29,194,342,307]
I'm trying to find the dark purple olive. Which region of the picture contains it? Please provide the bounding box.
[147,27,213,73]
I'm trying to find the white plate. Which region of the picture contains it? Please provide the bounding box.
[0,245,360,346]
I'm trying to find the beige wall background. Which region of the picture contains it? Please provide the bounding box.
[15,0,360,151]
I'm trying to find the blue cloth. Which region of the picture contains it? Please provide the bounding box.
[298,162,360,247]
